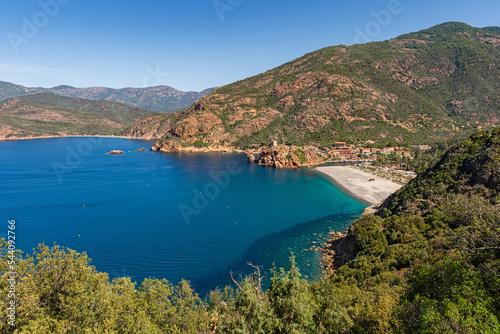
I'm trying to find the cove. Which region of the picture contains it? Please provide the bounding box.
[0,137,367,296]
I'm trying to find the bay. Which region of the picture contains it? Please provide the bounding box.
[0,137,366,295]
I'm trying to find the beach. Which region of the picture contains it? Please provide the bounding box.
[316,166,403,205]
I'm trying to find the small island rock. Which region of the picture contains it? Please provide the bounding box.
[106,150,124,155]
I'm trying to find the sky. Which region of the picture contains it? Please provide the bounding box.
[0,0,499,92]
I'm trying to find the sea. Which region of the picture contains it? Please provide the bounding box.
[0,137,367,296]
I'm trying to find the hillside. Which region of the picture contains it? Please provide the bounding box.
[380,128,500,215]
[321,128,500,332]
[2,129,499,333]
[0,82,214,113]
[126,22,500,153]
[0,93,156,139]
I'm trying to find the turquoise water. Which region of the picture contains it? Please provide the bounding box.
[0,137,366,295]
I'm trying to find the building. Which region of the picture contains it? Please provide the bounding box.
[330,150,343,157]
[270,140,278,147]
[380,148,393,155]
[341,147,352,154]
[393,150,411,157]
[334,142,347,149]
[360,148,371,155]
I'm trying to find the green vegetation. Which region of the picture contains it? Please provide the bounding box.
[293,149,307,164]
[1,129,499,333]
[0,93,156,138]
[385,128,500,215]
[372,141,459,174]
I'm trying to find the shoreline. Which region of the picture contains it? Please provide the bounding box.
[0,136,402,206]
[315,166,403,206]
[0,135,155,142]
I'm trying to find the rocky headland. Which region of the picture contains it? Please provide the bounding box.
[247,145,326,168]
[149,141,330,168]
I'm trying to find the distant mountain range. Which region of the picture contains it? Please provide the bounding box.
[126,22,500,152]
[2,22,499,146]
[0,93,155,139]
[0,81,215,113]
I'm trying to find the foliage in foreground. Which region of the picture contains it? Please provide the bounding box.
[1,200,498,333]
[0,243,356,333]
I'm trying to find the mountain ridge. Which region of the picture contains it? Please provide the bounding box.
[126,22,500,156]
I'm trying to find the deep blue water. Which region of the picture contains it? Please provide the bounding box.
[0,137,366,296]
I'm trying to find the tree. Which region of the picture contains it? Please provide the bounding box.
[267,255,317,334]
[394,258,500,333]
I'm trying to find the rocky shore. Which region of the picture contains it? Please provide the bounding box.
[246,145,326,168]
[322,231,356,274]
[150,141,328,168]
[150,142,244,154]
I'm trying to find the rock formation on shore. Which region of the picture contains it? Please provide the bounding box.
[253,145,326,168]
[322,231,356,274]
[106,150,124,155]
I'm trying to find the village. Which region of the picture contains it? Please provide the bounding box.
[245,140,433,184]
[313,141,426,183]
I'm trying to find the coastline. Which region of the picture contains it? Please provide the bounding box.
[0,135,154,142]
[317,166,404,274]
[315,166,403,206]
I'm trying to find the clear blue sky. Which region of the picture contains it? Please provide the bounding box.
[1,0,499,91]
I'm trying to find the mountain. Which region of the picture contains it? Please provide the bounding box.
[0,82,214,113]
[0,93,156,139]
[483,26,500,34]
[0,81,41,102]
[126,22,500,152]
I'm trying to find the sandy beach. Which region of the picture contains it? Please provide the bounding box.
[316,166,403,205]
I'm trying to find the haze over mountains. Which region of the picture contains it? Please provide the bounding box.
[0,81,214,113]
[127,22,500,151]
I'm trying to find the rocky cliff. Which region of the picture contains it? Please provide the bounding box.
[249,145,326,168]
